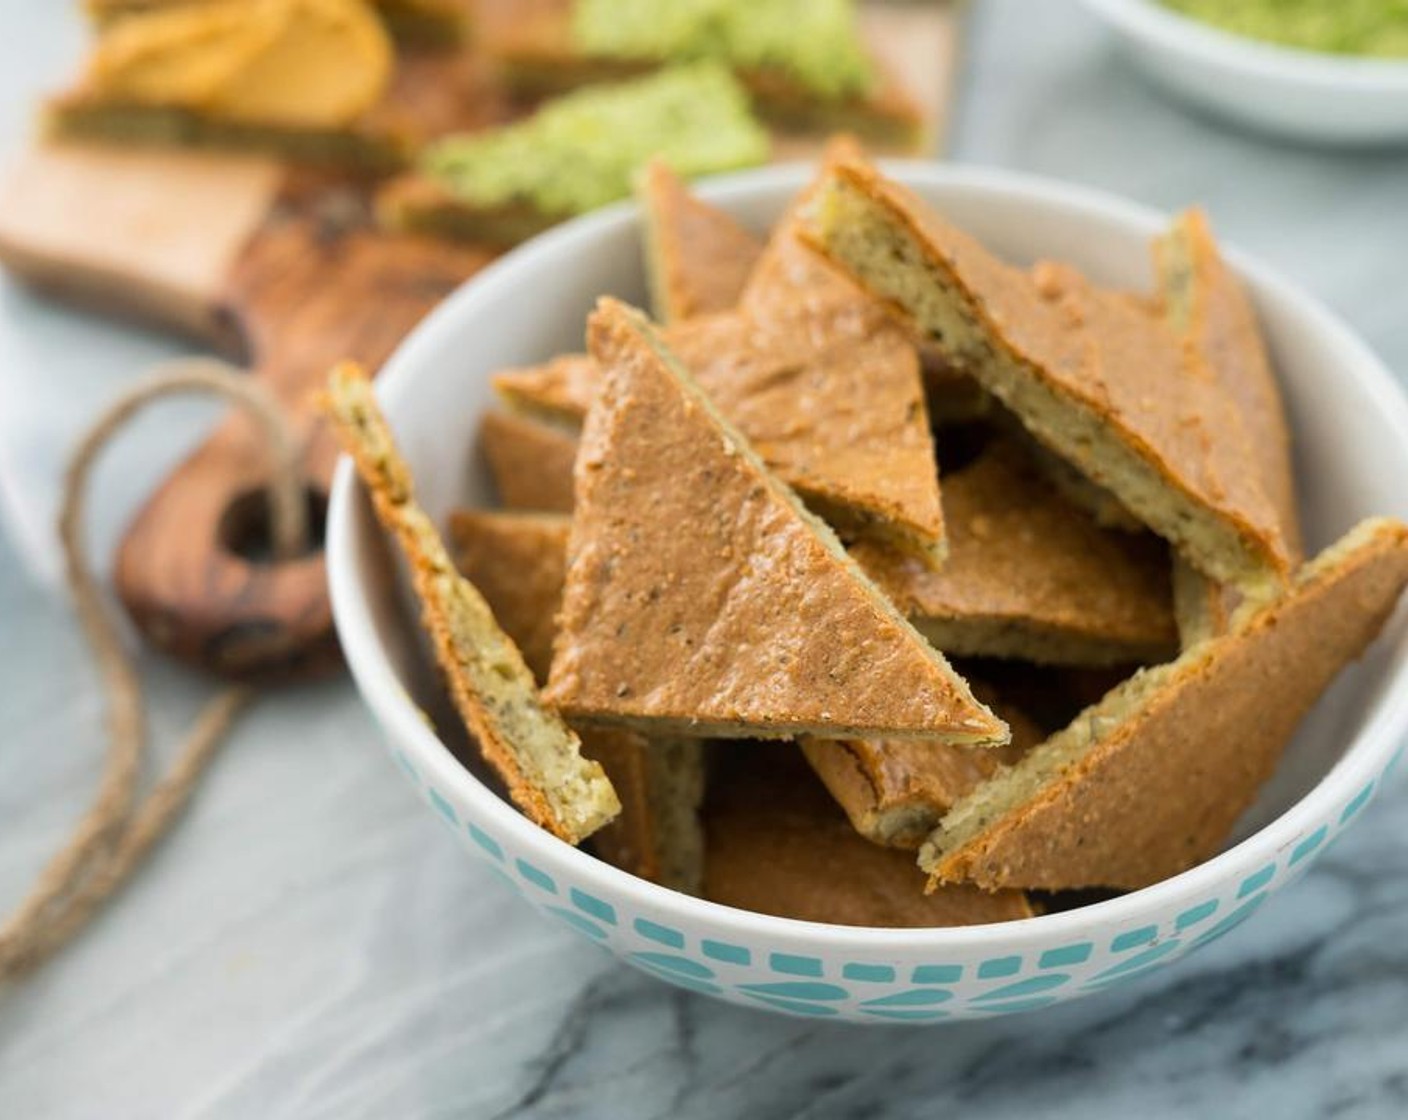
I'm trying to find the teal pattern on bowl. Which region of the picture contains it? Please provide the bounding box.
[393,743,1388,1021]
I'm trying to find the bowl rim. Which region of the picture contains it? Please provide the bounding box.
[329,160,1408,953]
[1082,0,1408,90]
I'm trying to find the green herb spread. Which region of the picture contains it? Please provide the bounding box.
[1163,0,1408,58]
[571,0,875,100]
[421,65,770,217]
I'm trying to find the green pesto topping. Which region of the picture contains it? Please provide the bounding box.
[1163,0,1408,58]
[421,65,770,217]
[571,0,875,100]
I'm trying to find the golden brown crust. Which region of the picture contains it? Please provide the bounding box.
[638,159,763,323]
[741,134,868,316]
[717,139,947,562]
[665,304,944,564]
[544,298,1005,744]
[1171,554,1235,650]
[320,363,618,843]
[925,518,1408,891]
[802,682,1046,850]
[478,410,578,513]
[747,139,994,428]
[492,353,599,428]
[447,506,704,891]
[491,303,946,565]
[853,436,1178,666]
[1157,208,1302,566]
[1156,209,1302,648]
[449,509,570,681]
[667,140,945,561]
[705,746,1032,927]
[801,158,1291,591]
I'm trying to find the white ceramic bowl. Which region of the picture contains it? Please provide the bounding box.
[327,163,1408,1022]
[1083,0,1408,145]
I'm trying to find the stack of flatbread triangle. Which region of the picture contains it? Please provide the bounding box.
[324,151,1408,926]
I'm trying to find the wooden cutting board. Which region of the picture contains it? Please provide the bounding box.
[0,3,965,682]
[0,49,509,682]
[0,147,495,680]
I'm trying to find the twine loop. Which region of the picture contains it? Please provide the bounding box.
[0,358,306,984]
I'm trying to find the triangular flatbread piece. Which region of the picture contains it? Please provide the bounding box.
[1156,208,1303,646]
[493,354,598,428]
[852,436,1177,666]
[710,138,958,561]
[802,680,1045,850]
[492,301,947,565]
[449,509,571,680]
[706,746,1032,927]
[743,136,989,426]
[923,517,1408,891]
[801,157,1290,592]
[639,159,763,323]
[544,298,1007,744]
[741,135,868,316]
[1157,208,1302,564]
[663,303,945,564]
[320,364,619,844]
[449,507,703,891]
[579,729,705,894]
[479,410,578,513]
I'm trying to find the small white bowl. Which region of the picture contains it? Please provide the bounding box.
[327,163,1408,1022]
[1083,0,1408,144]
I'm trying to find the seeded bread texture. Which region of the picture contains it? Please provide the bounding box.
[491,303,947,567]
[1156,208,1301,566]
[587,729,706,893]
[320,363,618,844]
[922,518,1408,891]
[1156,208,1302,648]
[449,510,571,679]
[802,681,1046,850]
[478,410,578,514]
[853,436,1176,666]
[544,298,1006,744]
[1016,431,1144,534]
[638,159,764,323]
[449,508,703,890]
[800,159,1289,593]
[1170,554,1233,650]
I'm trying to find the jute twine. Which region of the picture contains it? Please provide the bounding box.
[0,358,307,984]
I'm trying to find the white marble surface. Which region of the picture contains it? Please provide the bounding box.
[3,1,1408,1116]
